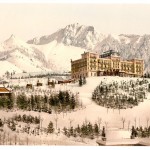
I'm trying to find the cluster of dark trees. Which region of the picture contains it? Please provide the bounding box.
[5,116,54,136]
[143,73,150,78]
[92,79,148,110]
[79,76,86,87]
[11,73,70,79]
[63,122,105,139]
[7,120,16,131]
[0,94,14,109]
[16,91,77,113]
[13,114,40,124]
[131,126,150,138]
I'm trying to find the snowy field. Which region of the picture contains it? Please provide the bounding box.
[0,76,150,145]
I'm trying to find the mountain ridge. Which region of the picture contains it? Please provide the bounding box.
[1,23,150,76]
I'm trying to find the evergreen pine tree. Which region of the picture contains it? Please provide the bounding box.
[87,122,93,135]
[47,121,54,133]
[31,95,35,110]
[69,126,74,136]
[70,94,76,109]
[17,114,22,122]
[65,91,70,105]
[102,126,106,137]
[94,123,99,135]
[51,80,55,88]
[11,121,16,131]
[76,124,81,134]
[63,127,68,135]
[8,92,15,109]
[58,91,64,104]
[35,116,40,124]
[0,119,3,127]
[81,123,88,136]
[79,76,83,87]
[17,93,28,110]
[22,114,27,122]
[49,95,55,106]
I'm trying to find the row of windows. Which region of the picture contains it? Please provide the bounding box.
[91,72,97,76]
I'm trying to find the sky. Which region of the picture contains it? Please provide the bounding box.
[1,2,150,42]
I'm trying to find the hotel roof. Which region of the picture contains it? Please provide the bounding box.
[0,87,11,93]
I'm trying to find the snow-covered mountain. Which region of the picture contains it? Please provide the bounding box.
[27,23,106,50]
[1,23,150,76]
[0,33,86,76]
[0,35,49,75]
[28,23,150,73]
[94,34,150,72]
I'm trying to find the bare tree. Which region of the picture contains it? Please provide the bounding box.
[26,136,29,145]
[9,136,12,145]
[54,117,58,129]
[139,118,140,127]
[14,134,17,145]
[7,132,10,145]
[146,117,149,128]
[0,133,1,145]
[128,120,130,130]
[97,117,102,130]
[18,137,20,145]
[40,118,43,134]
[68,118,74,128]
[104,121,108,131]
[3,132,6,145]
[121,117,126,129]
[134,117,137,128]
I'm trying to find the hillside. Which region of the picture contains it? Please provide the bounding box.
[0,34,86,76]
[1,76,150,145]
[0,35,49,75]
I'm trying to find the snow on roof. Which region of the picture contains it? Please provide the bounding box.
[97,139,140,146]
[106,129,131,140]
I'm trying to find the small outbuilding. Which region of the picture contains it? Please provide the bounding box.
[26,84,33,89]
[37,82,43,86]
[0,87,11,97]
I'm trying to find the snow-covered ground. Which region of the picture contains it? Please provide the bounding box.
[0,76,150,145]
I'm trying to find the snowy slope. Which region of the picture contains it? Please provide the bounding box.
[1,76,150,145]
[0,35,50,76]
[0,61,22,76]
[35,40,87,72]
[0,33,86,76]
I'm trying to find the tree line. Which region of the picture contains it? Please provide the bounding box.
[13,114,40,124]
[131,125,150,138]
[16,91,78,113]
[63,122,106,139]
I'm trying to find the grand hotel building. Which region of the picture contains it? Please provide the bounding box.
[71,50,144,79]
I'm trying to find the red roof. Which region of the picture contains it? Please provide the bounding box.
[0,87,10,93]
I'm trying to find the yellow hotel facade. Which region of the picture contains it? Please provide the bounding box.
[71,50,144,79]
